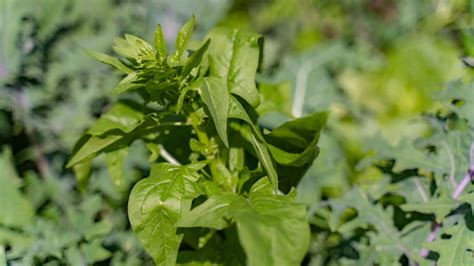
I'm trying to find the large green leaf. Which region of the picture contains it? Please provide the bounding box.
[67,127,153,169]
[178,179,310,266]
[128,162,205,265]
[207,28,262,107]
[197,77,229,147]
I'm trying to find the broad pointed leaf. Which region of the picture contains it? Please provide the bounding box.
[207,28,262,107]
[178,179,310,266]
[128,162,205,265]
[67,115,159,168]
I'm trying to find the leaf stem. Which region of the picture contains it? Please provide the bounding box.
[158,145,181,166]
[451,143,474,199]
[421,143,474,258]
[292,60,313,118]
[414,178,428,202]
[420,223,441,258]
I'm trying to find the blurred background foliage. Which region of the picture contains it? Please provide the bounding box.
[0,0,473,265]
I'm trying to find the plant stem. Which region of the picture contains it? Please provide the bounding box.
[414,178,428,202]
[421,143,474,258]
[420,223,441,258]
[452,172,473,199]
[452,143,474,199]
[158,145,181,166]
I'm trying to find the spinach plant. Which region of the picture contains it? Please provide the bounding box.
[67,16,327,265]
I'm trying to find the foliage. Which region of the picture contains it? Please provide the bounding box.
[66,17,327,265]
[0,0,156,264]
[1,0,473,265]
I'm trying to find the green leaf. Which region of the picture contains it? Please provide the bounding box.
[80,239,112,264]
[434,79,474,127]
[178,194,236,230]
[169,15,195,65]
[113,34,155,61]
[179,179,310,266]
[198,77,229,147]
[67,134,122,168]
[128,162,205,265]
[265,112,327,166]
[207,28,262,107]
[0,227,33,259]
[265,112,327,192]
[235,181,309,266]
[67,111,161,168]
[176,80,199,114]
[87,100,145,136]
[228,96,278,191]
[229,147,245,172]
[0,148,34,228]
[182,39,210,79]
[145,141,161,162]
[401,195,458,223]
[330,188,421,262]
[73,159,92,191]
[154,24,168,63]
[0,245,5,266]
[114,71,140,94]
[229,95,254,131]
[85,49,133,74]
[250,133,278,193]
[105,147,129,189]
[425,218,474,265]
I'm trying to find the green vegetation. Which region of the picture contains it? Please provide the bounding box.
[1,0,473,265]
